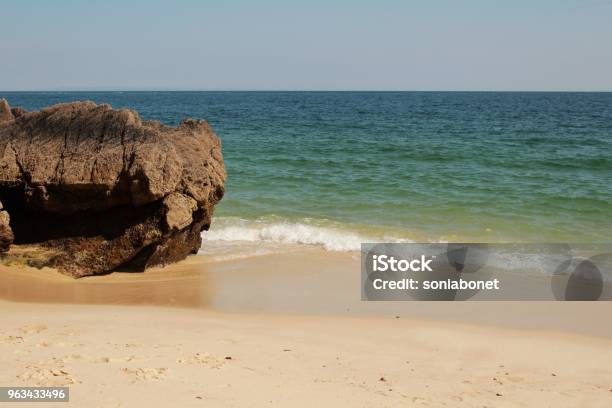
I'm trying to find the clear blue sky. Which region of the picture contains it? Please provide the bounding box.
[1,0,611,91]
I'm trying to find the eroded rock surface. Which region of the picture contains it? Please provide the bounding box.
[0,100,225,277]
[0,200,13,252]
[0,99,14,122]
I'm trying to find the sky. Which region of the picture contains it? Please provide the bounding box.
[1,0,611,91]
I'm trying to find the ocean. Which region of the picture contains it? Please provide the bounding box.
[3,91,611,252]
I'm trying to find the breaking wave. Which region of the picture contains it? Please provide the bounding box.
[201,217,410,252]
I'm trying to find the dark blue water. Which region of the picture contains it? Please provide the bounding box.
[3,91,611,246]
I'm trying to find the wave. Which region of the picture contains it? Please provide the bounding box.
[201,217,410,252]
[200,218,612,281]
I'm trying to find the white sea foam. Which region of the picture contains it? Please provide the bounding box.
[201,218,368,251]
[200,219,611,281]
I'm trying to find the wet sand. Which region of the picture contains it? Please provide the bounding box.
[1,248,612,337]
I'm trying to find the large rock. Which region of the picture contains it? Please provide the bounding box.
[0,100,226,277]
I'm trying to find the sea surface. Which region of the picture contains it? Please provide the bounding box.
[3,92,611,252]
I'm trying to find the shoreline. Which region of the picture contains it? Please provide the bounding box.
[2,247,612,339]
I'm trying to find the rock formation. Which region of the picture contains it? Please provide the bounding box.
[0,99,226,277]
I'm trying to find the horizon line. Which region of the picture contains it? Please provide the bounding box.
[2,89,612,93]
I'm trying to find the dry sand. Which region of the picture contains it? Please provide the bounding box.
[1,248,612,407]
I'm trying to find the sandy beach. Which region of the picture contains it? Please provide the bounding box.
[2,249,612,407]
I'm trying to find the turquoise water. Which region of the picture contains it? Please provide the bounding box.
[3,92,611,247]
